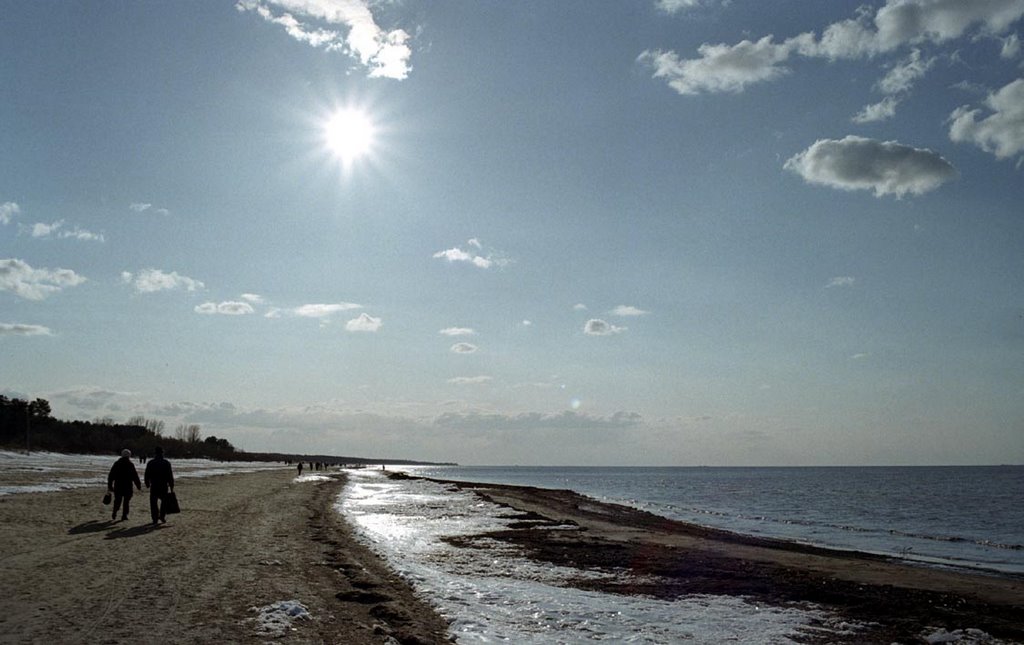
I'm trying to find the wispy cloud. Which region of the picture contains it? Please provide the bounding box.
[194,301,256,315]
[826,276,856,288]
[433,409,643,431]
[447,375,492,385]
[236,0,413,80]
[26,219,105,242]
[949,78,1024,162]
[573,303,588,311]
[611,305,650,316]
[450,342,478,354]
[584,319,626,336]
[121,269,204,294]
[345,312,382,332]
[0,258,87,300]
[240,293,265,304]
[0,322,53,336]
[0,202,19,225]
[287,302,363,318]
[785,136,957,198]
[129,202,170,215]
[654,0,701,14]
[439,327,475,336]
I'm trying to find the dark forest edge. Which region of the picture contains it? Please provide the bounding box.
[0,395,455,466]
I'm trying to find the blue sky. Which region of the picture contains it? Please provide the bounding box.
[2,0,1022,465]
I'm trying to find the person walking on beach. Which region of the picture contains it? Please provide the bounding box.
[144,446,174,525]
[107,449,142,521]
[297,461,303,475]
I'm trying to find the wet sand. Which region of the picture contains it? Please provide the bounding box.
[0,470,449,644]
[430,475,1024,644]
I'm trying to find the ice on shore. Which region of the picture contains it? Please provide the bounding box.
[337,468,844,644]
[249,600,311,636]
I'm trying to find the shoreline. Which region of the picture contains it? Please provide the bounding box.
[419,474,1024,643]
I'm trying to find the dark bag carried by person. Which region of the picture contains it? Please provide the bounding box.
[102,491,112,505]
[163,491,181,514]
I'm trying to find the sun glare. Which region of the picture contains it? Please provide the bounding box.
[323,108,376,165]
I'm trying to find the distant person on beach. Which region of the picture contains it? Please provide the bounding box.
[107,449,142,521]
[144,446,174,526]
[297,462,303,475]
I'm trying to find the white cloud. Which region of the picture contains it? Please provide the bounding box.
[345,312,382,332]
[826,276,856,288]
[638,36,805,95]
[584,319,626,336]
[432,243,498,269]
[611,305,650,316]
[240,293,265,303]
[642,1,1024,96]
[0,202,20,225]
[0,323,53,336]
[812,0,1024,59]
[573,303,588,311]
[122,268,205,294]
[450,342,478,354]
[293,302,362,318]
[195,301,256,315]
[522,319,532,326]
[784,136,957,198]
[447,376,493,385]
[852,96,902,123]
[439,327,475,336]
[949,78,1024,161]
[0,258,87,300]
[236,0,413,80]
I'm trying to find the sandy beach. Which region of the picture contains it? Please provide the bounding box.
[2,466,1023,644]
[0,469,449,644]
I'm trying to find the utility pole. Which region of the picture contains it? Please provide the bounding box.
[25,407,30,455]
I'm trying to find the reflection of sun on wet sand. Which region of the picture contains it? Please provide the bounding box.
[0,469,448,644]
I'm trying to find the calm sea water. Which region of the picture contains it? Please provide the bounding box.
[405,465,1024,574]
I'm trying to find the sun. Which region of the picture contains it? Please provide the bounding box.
[323,108,376,165]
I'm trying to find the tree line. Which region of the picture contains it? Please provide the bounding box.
[0,395,239,460]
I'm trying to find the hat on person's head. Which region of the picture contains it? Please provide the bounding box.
[121,449,131,458]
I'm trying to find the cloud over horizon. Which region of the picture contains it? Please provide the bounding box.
[195,301,256,315]
[0,322,53,336]
[450,342,478,354]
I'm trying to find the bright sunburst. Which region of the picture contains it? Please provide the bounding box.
[323,108,376,166]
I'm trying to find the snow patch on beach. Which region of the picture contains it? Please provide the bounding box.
[337,469,841,644]
[294,473,333,483]
[248,600,311,636]
[0,450,286,496]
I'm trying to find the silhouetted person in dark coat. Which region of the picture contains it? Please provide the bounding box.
[144,446,174,525]
[108,449,142,521]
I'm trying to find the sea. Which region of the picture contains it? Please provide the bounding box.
[338,465,1024,644]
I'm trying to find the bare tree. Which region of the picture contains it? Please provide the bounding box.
[175,423,201,443]
[145,418,165,436]
[127,415,147,427]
